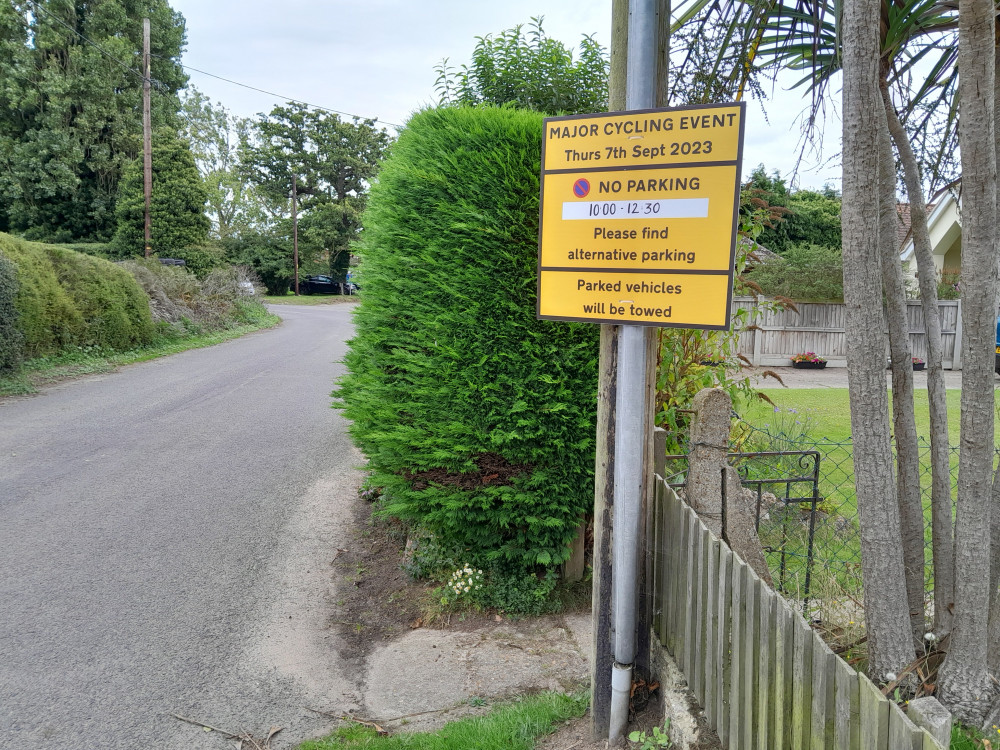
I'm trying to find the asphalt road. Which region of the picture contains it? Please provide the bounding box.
[0,303,363,749]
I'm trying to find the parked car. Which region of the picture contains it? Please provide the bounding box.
[297,275,339,295]
[995,316,1000,374]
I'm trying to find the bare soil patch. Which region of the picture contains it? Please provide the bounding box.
[328,490,507,675]
[329,489,722,750]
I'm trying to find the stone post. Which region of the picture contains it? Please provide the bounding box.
[687,388,772,584]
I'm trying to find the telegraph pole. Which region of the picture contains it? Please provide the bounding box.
[292,174,300,295]
[142,17,152,258]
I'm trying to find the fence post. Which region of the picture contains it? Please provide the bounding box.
[952,297,963,370]
[752,297,763,366]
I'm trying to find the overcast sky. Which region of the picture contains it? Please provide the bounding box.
[169,0,842,190]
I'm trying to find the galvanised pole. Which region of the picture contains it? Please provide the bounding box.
[609,0,657,741]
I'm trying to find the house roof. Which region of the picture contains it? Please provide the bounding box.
[895,202,935,252]
[898,191,961,263]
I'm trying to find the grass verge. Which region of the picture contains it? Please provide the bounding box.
[0,311,280,398]
[299,691,588,750]
[264,292,359,306]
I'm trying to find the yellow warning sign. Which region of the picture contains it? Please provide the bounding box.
[537,103,745,329]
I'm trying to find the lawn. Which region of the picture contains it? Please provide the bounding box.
[740,387,1000,445]
[726,386,1000,606]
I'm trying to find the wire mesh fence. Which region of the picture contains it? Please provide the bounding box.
[662,419,958,620]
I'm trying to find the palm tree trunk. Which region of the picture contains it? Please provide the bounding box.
[842,0,915,682]
[988,468,1000,679]
[988,37,1000,714]
[936,0,999,725]
[878,119,926,650]
[881,85,955,637]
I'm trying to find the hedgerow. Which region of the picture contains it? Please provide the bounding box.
[336,107,599,574]
[0,233,153,357]
[44,244,154,351]
[0,250,23,373]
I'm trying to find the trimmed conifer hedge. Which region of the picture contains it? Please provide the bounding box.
[337,107,599,571]
[0,233,153,357]
[0,250,24,373]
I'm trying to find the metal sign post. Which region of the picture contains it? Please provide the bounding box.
[535,2,745,742]
[609,2,656,740]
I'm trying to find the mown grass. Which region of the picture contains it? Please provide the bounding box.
[264,292,360,306]
[731,387,1000,603]
[741,387,1000,444]
[299,691,588,750]
[0,309,280,398]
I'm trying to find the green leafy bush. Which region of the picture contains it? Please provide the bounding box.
[0,250,24,373]
[743,243,844,301]
[44,245,154,351]
[0,233,153,357]
[336,107,599,579]
[221,235,294,295]
[937,267,961,300]
[51,242,113,259]
[155,243,228,278]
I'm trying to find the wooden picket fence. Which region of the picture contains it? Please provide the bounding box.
[651,478,944,750]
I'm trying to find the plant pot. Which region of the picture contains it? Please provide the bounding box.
[913,362,925,371]
[792,361,827,369]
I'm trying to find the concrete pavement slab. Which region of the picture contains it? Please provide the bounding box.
[362,614,592,732]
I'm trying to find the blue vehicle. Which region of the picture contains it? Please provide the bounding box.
[996,317,1000,374]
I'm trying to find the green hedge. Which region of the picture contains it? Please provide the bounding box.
[0,250,24,372]
[743,243,844,301]
[336,107,599,571]
[0,233,154,357]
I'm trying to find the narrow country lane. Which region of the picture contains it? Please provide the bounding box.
[0,303,363,749]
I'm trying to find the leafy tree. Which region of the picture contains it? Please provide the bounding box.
[0,0,187,241]
[783,189,841,249]
[694,0,1000,718]
[221,235,292,296]
[742,165,841,253]
[180,88,269,240]
[110,128,209,259]
[434,17,609,115]
[240,103,390,281]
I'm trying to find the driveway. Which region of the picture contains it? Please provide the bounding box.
[0,304,361,749]
[747,364,966,389]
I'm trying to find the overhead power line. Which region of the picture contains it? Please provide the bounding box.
[172,60,403,129]
[24,0,401,128]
